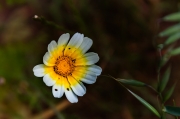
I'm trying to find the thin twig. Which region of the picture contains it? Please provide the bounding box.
[32,99,71,119]
[33,15,73,33]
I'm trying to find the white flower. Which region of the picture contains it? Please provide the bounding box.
[33,33,102,103]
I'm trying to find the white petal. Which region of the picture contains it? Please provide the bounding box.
[52,84,64,98]
[64,33,84,56]
[43,52,56,66]
[64,87,78,103]
[74,65,102,76]
[72,70,97,84]
[71,83,86,96]
[63,77,78,103]
[81,74,97,84]
[80,37,93,54]
[71,37,93,59]
[57,33,70,56]
[87,65,102,76]
[43,74,56,86]
[33,64,46,77]
[58,33,70,46]
[75,52,99,65]
[67,76,86,96]
[48,40,57,56]
[79,81,86,92]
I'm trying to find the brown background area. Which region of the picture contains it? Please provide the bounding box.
[0,0,180,119]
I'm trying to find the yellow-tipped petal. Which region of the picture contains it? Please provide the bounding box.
[64,33,84,56]
[63,77,78,103]
[71,37,93,59]
[67,76,86,96]
[43,52,56,66]
[75,52,99,66]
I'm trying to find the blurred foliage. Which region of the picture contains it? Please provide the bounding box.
[6,0,26,6]
[0,0,180,119]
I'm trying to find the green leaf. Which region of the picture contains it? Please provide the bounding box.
[163,84,176,103]
[159,23,180,37]
[164,32,180,45]
[163,106,180,116]
[163,12,180,21]
[117,79,146,87]
[127,89,161,118]
[169,47,180,56]
[158,66,171,92]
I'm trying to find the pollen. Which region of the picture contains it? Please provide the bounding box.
[54,56,75,77]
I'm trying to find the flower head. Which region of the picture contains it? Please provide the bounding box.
[33,33,102,103]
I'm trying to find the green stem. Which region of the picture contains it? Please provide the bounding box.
[33,15,73,33]
[145,84,159,94]
[159,93,166,119]
[157,48,166,119]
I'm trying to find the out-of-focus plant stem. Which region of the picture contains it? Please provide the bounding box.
[157,48,166,119]
[32,99,71,119]
[33,15,73,33]
[145,84,158,93]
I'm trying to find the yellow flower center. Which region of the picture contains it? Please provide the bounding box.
[54,56,75,77]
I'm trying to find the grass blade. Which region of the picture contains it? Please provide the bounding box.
[158,66,171,92]
[163,84,176,103]
[127,89,161,118]
[117,79,146,87]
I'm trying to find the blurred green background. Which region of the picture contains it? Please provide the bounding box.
[0,0,180,119]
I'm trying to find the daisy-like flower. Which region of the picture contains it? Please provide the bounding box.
[33,33,102,103]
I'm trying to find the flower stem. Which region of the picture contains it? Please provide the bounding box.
[33,15,73,33]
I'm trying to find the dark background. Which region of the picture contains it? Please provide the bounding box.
[0,0,180,119]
